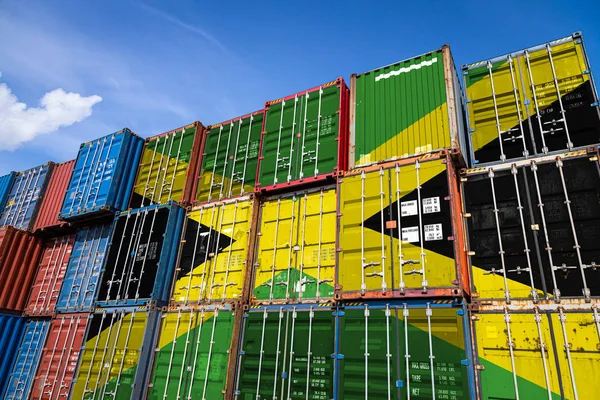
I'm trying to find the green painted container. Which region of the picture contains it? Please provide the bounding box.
[233,304,336,399]
[350,46,467,167]
[195,111,264,204]
[146,306,238,400]
[256,78,349,193]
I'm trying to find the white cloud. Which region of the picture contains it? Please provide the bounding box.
[0,75,102,151]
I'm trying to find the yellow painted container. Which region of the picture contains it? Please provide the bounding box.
[337,152,469,299]
[472,302,600,400]
[250,186,337,303]
[170,196,256,305]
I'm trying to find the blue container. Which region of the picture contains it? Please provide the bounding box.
[0,313,26,395]
[59,128,143,222]
[55,223,113,313]
[95,202,186,308]
[0,172,16,214]
[0,163,54,231]
[2,320,50,400]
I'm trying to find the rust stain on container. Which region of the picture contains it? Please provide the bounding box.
[0,226,43,312]
[33,160,75,235]
[24,234,75,317]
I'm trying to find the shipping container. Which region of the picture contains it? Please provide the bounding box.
[170,196,256,306]
[195,110,263,204]
[0,226,43,312]
[350,46,467,168]
[59,128,144,222]
[146,305,240,400]
[463,32,600,167]
[471,302,600,400]
[337,300,474,400]
[96,203,185,308]
[0,313,26,394]
[233,303,336,400]
[30,314,88,400]
[0,162,54,231]
[337,151,469,300]
[33,160,75,234]
[3,320,50,400]
[130,122,205,209]
[25,234,75,317]
[251,187,337,304]
[55,224,112,313]
[0,172,16,214]
[462,149,600,303]
[71,307,159,400]
[256,78,349,193]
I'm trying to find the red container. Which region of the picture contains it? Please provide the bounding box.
[0,226,43,312]
[30,313,88,400]
[33,160,75,235]
[24,234,75,317]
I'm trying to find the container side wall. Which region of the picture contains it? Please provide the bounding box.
[3,320,50,400]
[0,172,16,216]
[252,188,337,303]
[0,313,26,394]
[33,160,75,232]
[25,234,75,316]
[0,163,53,231]
[30,314,89,400]
[55,224,112,313]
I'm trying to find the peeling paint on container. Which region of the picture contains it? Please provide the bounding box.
[33,159,75,235]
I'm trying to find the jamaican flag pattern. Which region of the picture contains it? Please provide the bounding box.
[465,37,600,165]
[171,199,252,304]
[197,112,262,203]
[147,310,235,400]
[338,157,461,293]
[130,123,200,208]
[252,189,336,302]
[353,49,459,166]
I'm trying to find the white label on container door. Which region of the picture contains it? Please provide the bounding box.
[401,226,419,243]
[424,224,443,241]
[422,197,441,214]
[401,200,418,217]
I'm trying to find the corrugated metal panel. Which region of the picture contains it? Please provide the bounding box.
[0,162,54,231]
[96,203,185,307]
[471,304,600,400]
[55,224,112,313]
[0,226,43,312]
[0,313,26,395]
[3,320,50,400]
[251,187,337,303]
[464,32,600,166]
[146,306,238,399]
[33,160,75,234]
[195,110,263,204]
[233,304,336,400]
[59,129,144,222]
[30,313,88,400]
[130,122,205,209]
[463,149,600,303]
[256,78,349,193]
[337,152,469,299]
[170,196,256,306]
[0,172,16,214]
[350,46,467,167]
[25,234,75,317]
[337,301,474,400]
[71,308,160,400]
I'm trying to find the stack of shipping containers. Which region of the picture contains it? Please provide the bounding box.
[0,31,598,400]
[461,32,600,399]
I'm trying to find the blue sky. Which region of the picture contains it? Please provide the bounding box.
[0,0,598,175]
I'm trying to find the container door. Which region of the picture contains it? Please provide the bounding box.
[131,125,197,208]
[234,307,335,399]
[71,310,149,399]
[338,305,470,400]
[147,309,235,399]
[198,123,237,203]
[227,113,262,198]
